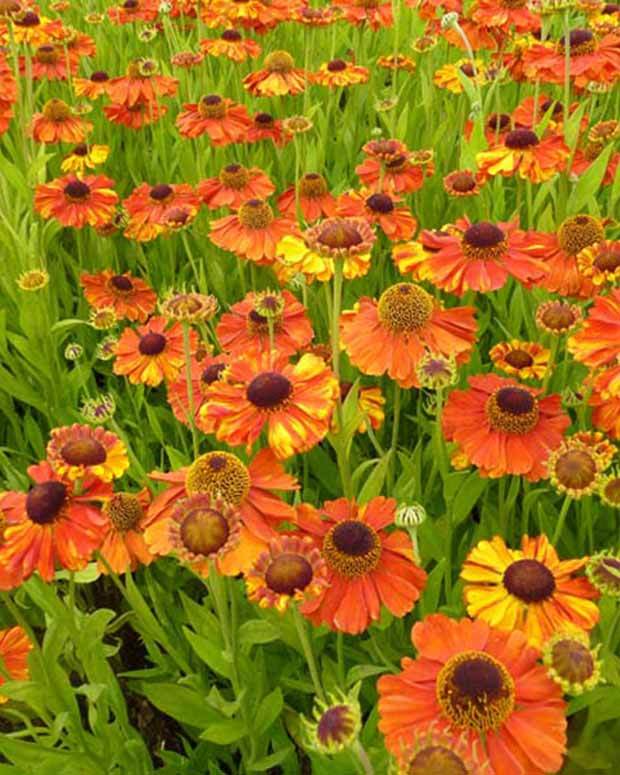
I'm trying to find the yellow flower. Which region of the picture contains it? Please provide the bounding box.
[61,143,110,176]
[17,269,49,291]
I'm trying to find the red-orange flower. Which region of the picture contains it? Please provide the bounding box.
[98,489,154,574]
[166,353,228,430]
[80,269,157,322]
[568,287,620,368]
[30,99,92,144]
[0,626,32,702]
[340,282,476,388]
[104,99,168,129]
[472,0,539,33]
[590,365,620,439]
[378,614,567,774]
[277,173,337,222]
[176,95,251,143]
[122,182,201,242]
[313,59,370,87]
[108,0,159,25]
[297,497,427,634]
[198,164,275,211]
[47,424,129,483]
[356,141,433,194]
[336,189,417,241]
[243,51,306,97]
[442,374,570,481]
[107,59,178,106]
[200,29,262,62]
[476,128,569,183]
[245,112,290,146]
[333,0,393,30]
[34,174,118,229]
[25,43,78,80]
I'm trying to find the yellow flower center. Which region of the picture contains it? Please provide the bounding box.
[298,173,328,198]
[42,98,72,122]
[264,50,295,73]
[238,199,274,229]
[485,387,539,434]
[104,493,143,531]
[322,520,381,578]
[557,215,604,255]
[186,452,250,505]
[377,283,434,333]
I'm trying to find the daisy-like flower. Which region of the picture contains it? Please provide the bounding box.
[297,497,426,634]
[462,535,600,647]
[473,0,540,32]
[590,365,620,439]
[47,424,128,483]
[243,51,306,97]
[336,189,417,241]
[340,282,476,389]
[245,535,328,612]
[146,448,298,574]
[217,289,313,359]
[113,316,194,387]
[543,629,601,695]
[166,353,228,430]
[277,217,376,282]
[104,99,168,129]
[547,435,610,498]
[277,173,337,223]
[246,112,290,146]
[377,53,416,72]
[98,489,153,573]
[442,374,570,480]
[201,352,338,460]
[416,352,458,390]
[536,299,583,335]
[160,292,218,324]
[200,29,261,62]
[108,0,159,24]
[433,59,488,94]
[293,5,339,25]
[577,240,620,286]
[170,51,204,69]
[122,182,201,242]
[389,725,486,775]
[80,270,157,322]
[333,0,393,30]
[175,94,251,143]
[203,0,289,33]
[490,340,549,381]
[74,71,110,99]
[599,471,620,507]
[34,174,119,229]
[356,141,433,194]
[395,219,547,296]
[61,143,110,176]
[26,43,78,81]
[568,287,620,368]
[378,614,568,773]
[5,10,58,46]
[0,626,32,702]
[209,199,295,264]
[107,59,178,107]
[198,164,275,211]
[586,551,620,596]
[0,462,108,583]
[443,169,483,197]
[476,128,569,183]
[313,58,369,87]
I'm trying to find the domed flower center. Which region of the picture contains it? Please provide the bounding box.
[26,481,67,525]
[219,163,250,189]
[504,349,534,369]
[72,143,89,157]
[503,558,556,602]
[42,98,72,121]
[460,62,475,77]
[123,0,139,9]
[254,112,274,126]
[139,332,167,355]
[486,387,539,434]
[201,363,225,386]
[562,29,595,54]
[378,283,433,333]
[180,507,229,556]
[265,553,313,595]
[186,451,250,504]
[553,449,597,491]
[16,11,40,25]
[539,301,578,332]
[541,98,562,117]
[323,520,381,578]
[316,705,356,748]
[385,153,408,170]
[246,372,292,409]
[593,247,620,272]
[505,128,539,149]
[36,45,60,64]
[557,215,604,255]
[602,477,620,505]
[366,139,403,159]
[64,180,91,201]
[486,112,511,132]
[91,70,109,82]
[327,59,347,72]
[317,220,363,249]
[238,199,274,229]
[199,94,226,119]
[449,172,477,192]
[436,651,515,733]
[550,638,595,685]
[407,745,468,775]
[104,493,143,531]
[603,3,620,12]
[264,50,294,73]
[299,173,328,198]
[149,184,173,201]
[366,193,394,213]
[61,438,107,466]
[110,274,134,292]
[221,29,242,41]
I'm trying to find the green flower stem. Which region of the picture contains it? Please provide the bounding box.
[552,495,572,545]
[182,322,199,460]
[292,604,325,703]
[352,740,374,775]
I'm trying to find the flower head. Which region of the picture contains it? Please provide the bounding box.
[542,629,601,695]
[47,424,128,483]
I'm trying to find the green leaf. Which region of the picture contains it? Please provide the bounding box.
[140,682,220,728]
[568,144,614,213]
[358,449,392,503]
[200,718,247,745]
[255,688,283,736]
[248,748,294,772]
[238,619,280,650]
[183,626,233,678]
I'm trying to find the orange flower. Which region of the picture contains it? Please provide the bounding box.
[340,282,476,389]
[443,169,483,197]
[0,462,108,583]
[377,54,416,72]
[476,128,569,183]
[166,353,228,430]
[489,340,550,381]
[108,0,159,25]
[107,59,178,106]
[336,189,417,241]
[277,173,337,222]
[25,43,78,81]
[333,0,393,30]
[293,5,339,25]
[80,269,157,322]
[512,94,565,128]
[200,29,262,62]
[473,0,539,33]
[395,219,547,296]
[34,174,118,229]
[442,374,570,481]
[145,448,298,573]
[122,182,201,242]
[577,240,620,285]
[47,424,129,483]
[568,287,620,369]
[313,59,369,87]
[462,535,600,647]
[356,142,433,194]
[30,99,92,144]
[378,614,568,774]
[201,353,338,459]
[209,199,295,264]
[216,289,313,359]
[243,51,307,97]
[198,163,275,210]
[297,497,427,634]
[104,99,168,129]
[4,10,60,46]
[113,316,193,387]
[176,95,251,143]
[590,365,620,439]
[245,111,290,146]
[536,300,583,336]
[203,0,290,33]
[98,489,154,573]
[0,626,32,702]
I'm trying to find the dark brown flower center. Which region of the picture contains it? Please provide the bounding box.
[149,184,173,201]
[539,301,578,332]
[180,507,229,556]
[593,247,620,273]
[317,705,355,747]
[385,153,408,170]
[254,112,274,126]
[603,477,620,505]
[366,193,394,213]
[557,215,604,256]
[504,349,534,369]
[541,98,562,117]
[449,172,477,193]
[72,143,89,157]
[504,558,556,602]
[464,222,505,248]
[199,94,226,119]
[36,44,59,64]
[26,481,67,524]
[486,387,539,434]
[566,28,594,49]
[265,553,313,595]
[61,438,107,466]
[299,172,328,198]
[64,180,91,201]
[323,520,381,578]
[17,11,39,25]
[91,70,109,82]
[487,112,511,132]
[221,29,242,41]
[186,452,250,504]
[139,332,167,355]
[110,274,133,292]
[327,59,347,72]
[201,363,225,386]
[123,0,139,9]
[505,129,539,149]
[407,746,468,775]
[246,372,292,409]
[460,62,475,77]
[378,283,433,333]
